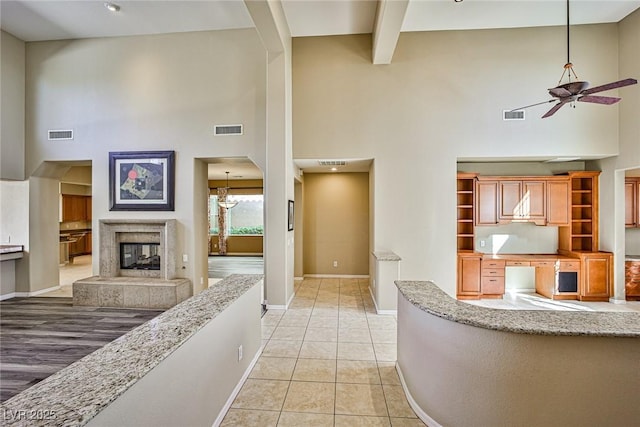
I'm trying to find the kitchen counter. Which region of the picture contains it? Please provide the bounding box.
[0,245,23,262]
[481,253,575,261]
[397,280,640,337]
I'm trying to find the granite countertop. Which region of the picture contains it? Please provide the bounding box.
[0,274,264,426]
[0,245,23,254]
[396,281,640,338]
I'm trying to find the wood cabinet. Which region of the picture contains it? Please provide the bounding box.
[558,171,600,253]
[457,253,482,299]
[457,174,477,251]
[499,180,545,224]
[577,252,612,301]
[475,180,499,225]
[546,178,570,226]
[481,259,505,297]
[85,231,92,254]
[625,260,640,301]
[62,195,91,222]
[625,178,639,228]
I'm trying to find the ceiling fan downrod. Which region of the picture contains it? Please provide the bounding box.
[559,0,579,85]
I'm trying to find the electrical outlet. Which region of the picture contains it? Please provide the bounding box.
[238,345,243,361]
[333,261,338,268]
[480,240,486,248]
[182,254,188,262]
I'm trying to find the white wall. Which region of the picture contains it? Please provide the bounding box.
[1,30,25,181]
[475,223,559,254]
[87,282,262,427]
[23,29,267,295]
[293,24,620,296]
[594,9,640,300]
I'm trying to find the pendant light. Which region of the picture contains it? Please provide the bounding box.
[218,171,238,209]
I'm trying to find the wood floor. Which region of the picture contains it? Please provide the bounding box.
[0,297,163,402]
[208,256,264,279]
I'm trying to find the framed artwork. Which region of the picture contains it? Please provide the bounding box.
[109,151,175,211]
[288,200,294,231]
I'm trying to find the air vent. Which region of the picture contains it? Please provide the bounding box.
[318,160,346,166]
[214,124,243,136]
[503,110,525,121]
[48,130,74,140]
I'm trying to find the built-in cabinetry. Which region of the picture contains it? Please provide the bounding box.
[625,259,640,301]
[625,178,640,228]
[456,174,476,251]
[558,171,599,252]
[457,171,611,301]
[62,195,92,222]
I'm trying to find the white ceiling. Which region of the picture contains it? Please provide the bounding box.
[2,1,639,42]
[2,0,638,176]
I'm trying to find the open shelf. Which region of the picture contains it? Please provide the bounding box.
[457,174,477,251]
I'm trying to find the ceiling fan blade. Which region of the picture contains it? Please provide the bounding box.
[580,78,638,95]
[509,99,555,111]
[541,102,565,118]
[578,95,621,105]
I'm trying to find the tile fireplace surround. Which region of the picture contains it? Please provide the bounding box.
[73,219,192,309]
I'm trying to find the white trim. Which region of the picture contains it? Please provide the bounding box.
[303,274,369,279]
[396,362,443,427]
[10,285,62,299]
[0,293,16,301]
[266,304,287,310]
[286,290,295,308]
[609,298,626,304]
[368,286,395,315]
[211,343,264,427]
[294,276,304,281]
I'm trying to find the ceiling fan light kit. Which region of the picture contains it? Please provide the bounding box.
[511,0,637,119]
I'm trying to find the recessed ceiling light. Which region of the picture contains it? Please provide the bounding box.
[104,2,120,12]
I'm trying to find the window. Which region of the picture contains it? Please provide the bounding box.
[209,194,263,235]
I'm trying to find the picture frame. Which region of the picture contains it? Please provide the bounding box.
[288,200,295,231]
[109,151,175,211]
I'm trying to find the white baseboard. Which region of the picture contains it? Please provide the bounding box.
[0,293,16,301]
[368,286,397,316]
[294,276,304,281]
[5,285,62,300]
[303,274,369,279]
[505,288,536,294]
[212,343,264,427]
[265,290,296,311]
[609,298,626,304]
[396,362,443,427]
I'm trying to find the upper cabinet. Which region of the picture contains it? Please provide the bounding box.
[62,195,92,222]
[475,180,499,226]
[498,179,546,224]
[625,178,639,228]
[546,179,570,226]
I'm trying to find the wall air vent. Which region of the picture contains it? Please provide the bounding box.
[503,110,525,121]
[48,130,74,140]
[214,124,243,136]
[318,160,347,166]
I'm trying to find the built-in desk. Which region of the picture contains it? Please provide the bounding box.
[1,245,24,300]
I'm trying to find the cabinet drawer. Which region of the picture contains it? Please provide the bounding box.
[531,261,556,267]
[482,260,506,268]
[559,261,580,271]
[481,276,505,294]
[506,261,531,267]
[482,268,505,277]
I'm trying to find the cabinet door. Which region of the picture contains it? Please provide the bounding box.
[499,181,522,220]
[85,232,92,254]
[458,256,481,296]
[637,181,640,228]
[86,197,92,221]
[476,181,499,225]
[625,181,636,227]
[523,181,546,219]
[580,255,611,300]
[547,180,570,226]
[62,196,75,222]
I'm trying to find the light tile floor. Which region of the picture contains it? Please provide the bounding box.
[221,278,425,427]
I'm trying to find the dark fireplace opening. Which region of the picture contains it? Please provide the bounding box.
[120,242,160,270]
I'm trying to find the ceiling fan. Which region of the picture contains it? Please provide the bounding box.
[511,0,637,118]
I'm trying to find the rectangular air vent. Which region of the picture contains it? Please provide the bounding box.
[503,110,525,121]
[48,130,74,140]
[318,160,346,166]
[214,124,243,136]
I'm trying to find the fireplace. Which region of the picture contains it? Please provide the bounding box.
[120,243,160,270]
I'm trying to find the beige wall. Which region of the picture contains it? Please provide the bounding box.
[594,9,640,299]
[294,24,621,295]
[22,29,267,294]
[1,30,25,181]
[303,172,369,275]
[210,235,263,255]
